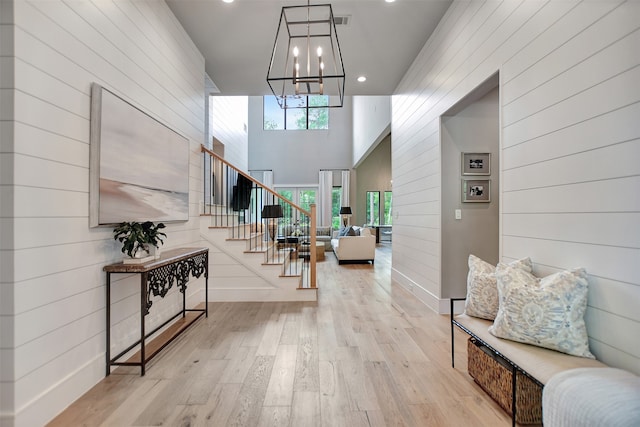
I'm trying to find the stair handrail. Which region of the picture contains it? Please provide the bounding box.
[201,144,317,289]
[201,145,311,217]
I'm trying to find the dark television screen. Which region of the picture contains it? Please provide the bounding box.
[232,174,253,211]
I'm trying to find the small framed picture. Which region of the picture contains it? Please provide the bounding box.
[462,179,490,203]
[462,152,491,175]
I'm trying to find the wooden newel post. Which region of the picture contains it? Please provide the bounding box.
[310,204,317,289]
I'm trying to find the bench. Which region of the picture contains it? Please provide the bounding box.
[450,297,606,426]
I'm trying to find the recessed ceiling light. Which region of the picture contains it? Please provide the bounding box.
[357,76,367,82]
[222,0,234,3]
[385,0,396,3]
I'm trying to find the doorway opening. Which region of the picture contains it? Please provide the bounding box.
[440,72,500,301]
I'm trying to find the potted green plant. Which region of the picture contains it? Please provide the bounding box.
[113,221,166,263]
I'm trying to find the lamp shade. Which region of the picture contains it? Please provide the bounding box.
[339,207,352,215]
[261,204,283,218]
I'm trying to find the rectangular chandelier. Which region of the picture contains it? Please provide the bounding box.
[266,2,345,109]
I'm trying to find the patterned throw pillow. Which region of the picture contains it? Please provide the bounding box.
[464,255,532,320]
[488,264,595,359]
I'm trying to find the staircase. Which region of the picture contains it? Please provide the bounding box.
[199,145,318,302]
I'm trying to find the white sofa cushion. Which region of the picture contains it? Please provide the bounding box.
[455,314,604,384]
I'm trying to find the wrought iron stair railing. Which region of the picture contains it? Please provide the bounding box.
[201,145,317,289]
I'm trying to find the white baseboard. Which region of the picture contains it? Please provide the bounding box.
[391,267,441,313]
[13,355,103,427]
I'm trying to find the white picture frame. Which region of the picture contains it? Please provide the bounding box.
[462,152,491,175]
[462,179,491,203]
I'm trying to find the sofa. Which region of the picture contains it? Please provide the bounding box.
[280,225,333,251]
[330,226,376,264]
[315,226,333,251]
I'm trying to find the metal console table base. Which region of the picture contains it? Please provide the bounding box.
[104,247,209,376]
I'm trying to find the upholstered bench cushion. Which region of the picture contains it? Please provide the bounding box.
[455,314,605,384]
[542,367,640,426]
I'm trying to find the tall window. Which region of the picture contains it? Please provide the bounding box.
[383,191,393,225]
[366,191,380,226]
[276,188,317,223]
[264,96,329,130]
[332,187,342,229]
[297,189,316,212]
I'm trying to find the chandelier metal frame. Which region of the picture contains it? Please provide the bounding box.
[266,2,345,109]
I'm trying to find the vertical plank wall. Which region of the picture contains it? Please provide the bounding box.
[1,1,206,425]
[391,0,639,374]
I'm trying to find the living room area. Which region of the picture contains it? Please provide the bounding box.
[242,95,393,266]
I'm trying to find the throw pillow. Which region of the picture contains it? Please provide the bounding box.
[488,264,595,359]
[464,255,532,320]
[347,226,358,236]
[338,226,351,236]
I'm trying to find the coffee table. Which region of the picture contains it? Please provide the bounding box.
[299,241,325,261]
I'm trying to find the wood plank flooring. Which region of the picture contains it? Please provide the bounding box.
[48,244,519,426]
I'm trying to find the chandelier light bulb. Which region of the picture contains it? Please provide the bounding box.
[317,47,322,57]
[293,46,299,57]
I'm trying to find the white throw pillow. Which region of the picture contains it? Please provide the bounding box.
[488,264,595,359]
[464,255,532,320]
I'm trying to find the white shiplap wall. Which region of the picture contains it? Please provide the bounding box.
[247,96,353,186]
[1,1,206,425]
[210,96,249,171]
[352,96,391,167]
[391,0,640,374]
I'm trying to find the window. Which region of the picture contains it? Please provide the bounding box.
[365,191,380,226]
[332,187,342,229]
[383,191,393,225]
[297,189,316,212]
[276,188,317,223]
[264,96,329,130]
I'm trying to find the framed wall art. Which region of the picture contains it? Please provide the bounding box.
[462,179,490,203]
[89,83,190,227]
[462,152,491,175]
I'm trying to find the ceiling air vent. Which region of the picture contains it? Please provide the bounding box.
[333,15,351,26]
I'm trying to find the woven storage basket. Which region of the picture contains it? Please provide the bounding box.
[467,337,542,424]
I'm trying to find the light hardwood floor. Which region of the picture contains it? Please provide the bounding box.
[49,244,518,427]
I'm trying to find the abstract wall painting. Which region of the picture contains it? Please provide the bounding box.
[90,84,189,227]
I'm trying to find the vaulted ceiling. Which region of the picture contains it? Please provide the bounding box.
[166,0,452,96]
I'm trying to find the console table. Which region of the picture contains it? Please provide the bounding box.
[104,247,208,376]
